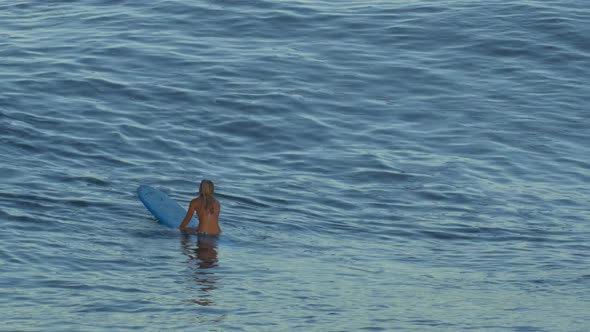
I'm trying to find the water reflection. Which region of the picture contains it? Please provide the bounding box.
[181,234,219,306]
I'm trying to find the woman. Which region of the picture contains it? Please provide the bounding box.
[179,179,221,235]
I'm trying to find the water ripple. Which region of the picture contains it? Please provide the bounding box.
[1,1,589,331]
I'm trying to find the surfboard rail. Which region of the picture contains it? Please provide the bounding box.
[137,185,197,228]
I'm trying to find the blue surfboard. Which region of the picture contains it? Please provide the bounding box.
[137,185,197,228]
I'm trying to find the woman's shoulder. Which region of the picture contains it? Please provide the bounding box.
[210,196,221,209]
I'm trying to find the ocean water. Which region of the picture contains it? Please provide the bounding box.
[1,0,589,331]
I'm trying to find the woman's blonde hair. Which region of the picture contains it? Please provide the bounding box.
[199,179,215,213]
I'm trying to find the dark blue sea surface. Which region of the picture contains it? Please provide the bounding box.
[1,1,589,331]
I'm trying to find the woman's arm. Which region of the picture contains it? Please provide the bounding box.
[179,199,198,233]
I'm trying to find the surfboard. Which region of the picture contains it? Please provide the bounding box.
[137,185,197,228]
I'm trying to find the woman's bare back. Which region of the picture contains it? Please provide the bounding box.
[195,197,221,235]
